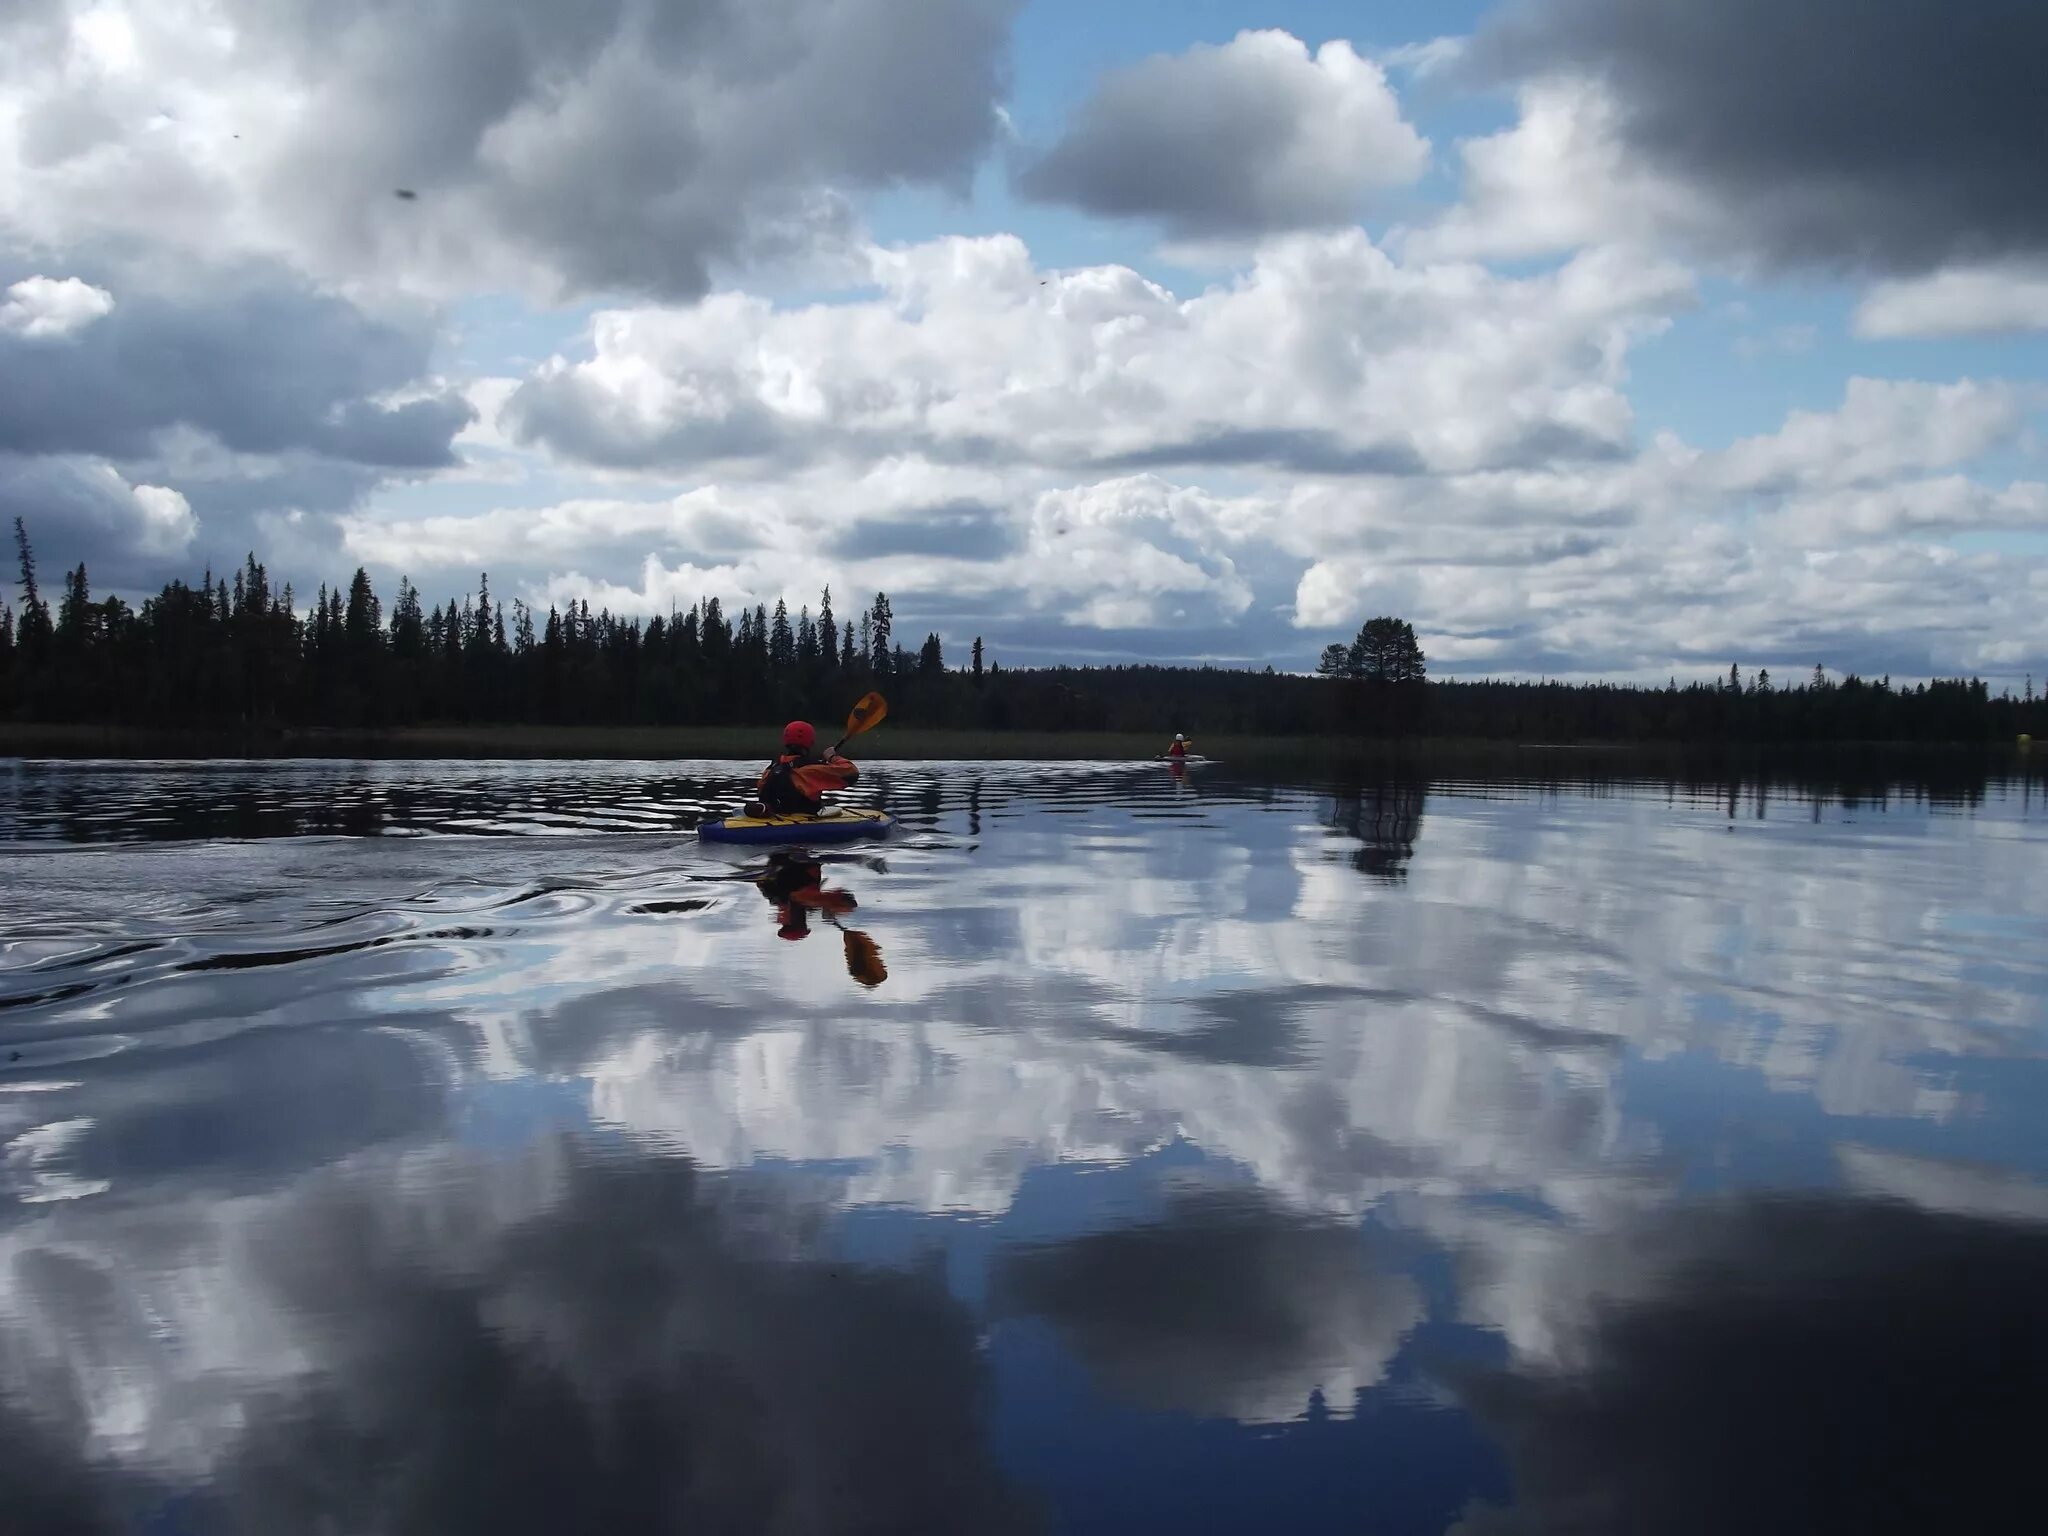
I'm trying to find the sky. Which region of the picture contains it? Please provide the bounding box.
[2,0,2045,684]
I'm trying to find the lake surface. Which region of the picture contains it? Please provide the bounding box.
[2,757,2045,1534]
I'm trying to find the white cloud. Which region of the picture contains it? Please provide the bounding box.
[1855,263,2048,339]
[506,231,1691,479]
[1400,77,1707,263]
[347,365,2048,675]
[127,479,197,552]
[1379,36,1465,79]
[0,272,112,336]
[1769,477,2048,545]
[1278,379,2048,676]
[1716,378,2030,493]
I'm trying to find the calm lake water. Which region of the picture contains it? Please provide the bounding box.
[2,757,2045,1534]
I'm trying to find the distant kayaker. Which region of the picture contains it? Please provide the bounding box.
[750,720,860,817]
[1165,734,1192,759]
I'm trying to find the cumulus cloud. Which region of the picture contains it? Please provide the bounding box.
[0,0,1018,303]
[1400,77,1707,263]
[1715,378,2031,494]
[406,470,1258,636]
[504,231,1688,479]
[0,273,112,337]
[1278,377,2048,677]
[349,363,2048,676]
[1464,0,2048,275]
[1855,263,2048,339]
[1017,30,1429,237]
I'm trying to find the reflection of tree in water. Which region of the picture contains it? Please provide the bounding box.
[1327,780,1427,882]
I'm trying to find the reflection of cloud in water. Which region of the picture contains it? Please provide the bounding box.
[1448,1195,2048,1534]
[993,1189,1422,1423]
[3,766,2044,1490]
[0,1137,1039,1534]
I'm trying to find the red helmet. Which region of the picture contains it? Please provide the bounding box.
[783,720,816,750]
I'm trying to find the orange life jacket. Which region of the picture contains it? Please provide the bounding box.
[757,751,859,813]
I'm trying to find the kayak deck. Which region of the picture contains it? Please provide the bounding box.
[697,806,893,844]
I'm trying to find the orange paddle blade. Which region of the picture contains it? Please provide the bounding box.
[843,691,888,739]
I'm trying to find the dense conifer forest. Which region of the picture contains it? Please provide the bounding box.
[5,521,2041,745]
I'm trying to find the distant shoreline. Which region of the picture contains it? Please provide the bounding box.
[1,721,2035,769]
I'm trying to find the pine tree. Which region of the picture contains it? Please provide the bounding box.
[12,517,53,658]
[57,563,94,650]
[841,624,856,669]
[919,632,943,674]
[971,636,984,684]
[770,597,795,669]
[475,573,494,652]
[868,593,893,672]
[817,586,836,669]
[344,568,381,647]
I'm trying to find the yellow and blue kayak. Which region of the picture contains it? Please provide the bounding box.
[697,806,894,845]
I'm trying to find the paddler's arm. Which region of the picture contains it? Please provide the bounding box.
[792,756,859,797]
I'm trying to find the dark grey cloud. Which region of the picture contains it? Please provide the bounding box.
[1451,1195,2048,1533]
[1094,429,1431,477]
[188,0,1018,301]
[828,499,1023,561]
[1473,0,2048,272]
[0,262,470,468]
[0,456,193,590]
[501,374,791,468]
[992,1188,1420,1419]
[1016,31,1428,237]
[0,252,471,589]
[27,1026,447,1195]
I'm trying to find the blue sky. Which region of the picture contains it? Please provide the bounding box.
[2,0,2045,682]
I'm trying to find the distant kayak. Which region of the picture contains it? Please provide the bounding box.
[698,807,893,845]
[1158,755,1214,765]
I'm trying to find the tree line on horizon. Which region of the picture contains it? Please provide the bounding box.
[2,521,2041,746]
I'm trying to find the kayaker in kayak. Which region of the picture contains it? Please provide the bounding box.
[749,720,860,817]
[1165,734,1192,759]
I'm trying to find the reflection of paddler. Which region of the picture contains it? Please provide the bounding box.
[755,852,855,940]
[753,852,887,986]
